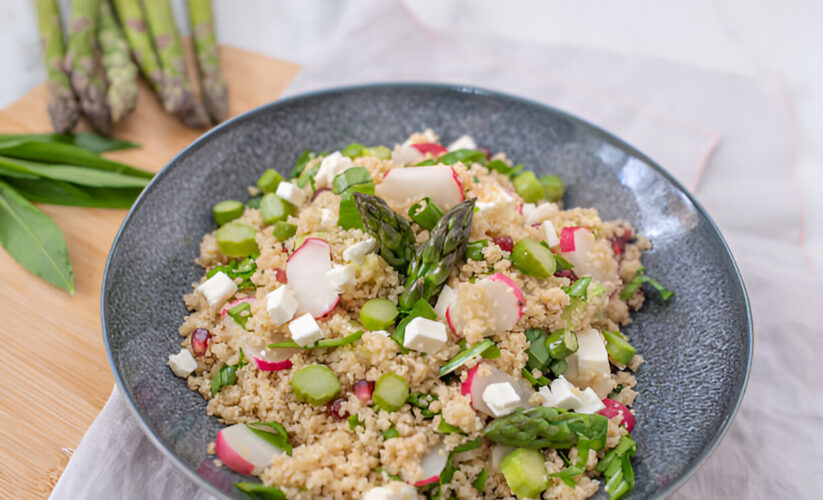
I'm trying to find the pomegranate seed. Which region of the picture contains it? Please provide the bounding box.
[275,269,287,283]
[554,269,578,283]
[327,397,349,419]
[191,328,212,356]
[611,237,625,257]
[479,147,491,160]
[353,379,374,404]
[493,235,514,252]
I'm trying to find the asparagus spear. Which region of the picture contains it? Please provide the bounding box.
[353,192,416,271]
[187,0,227,122]
[97,1,138,123]
[142,0,210,128]
[34,0,79,134]
[399,199,475,310]
[66,0,111,135]
[483,406,609,450]
[111,0,164,96]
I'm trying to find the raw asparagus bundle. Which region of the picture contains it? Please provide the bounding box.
[399,199,475,309]
[353,192,416,270]
[34,0,79,134]
[142,0,210,128]
[483,406,608,450]
[111,0,164,95]
[187,0,227,122]
[97,0,138,123]
[66,0,111,135]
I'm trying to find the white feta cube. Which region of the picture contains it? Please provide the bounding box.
[576,387,606,414]
[482,382,522,417]
[168,348,197,378]
[315,151,355,188]
[325,264,355,292]
[320,208,336,228]
[275,181,306,206]
[288,313,325,347]
[197,271,237,308]
[576,328,611,377]
[402,317,447,354]
[362,483,417,500]
[266,285,298,326]
[549,375,582,411]
[391,145,424,166]
[541,220,560,247]
[524,202,559,225]
[343,237,377,263]
[434,284,456,319]
[538,385,556,407]
[447,134,477,151]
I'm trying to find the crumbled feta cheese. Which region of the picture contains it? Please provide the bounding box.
[575,328,611,377]
[320,208,336,228]
[367,330,390,337]
[402,317,447,354]
[362,483,418,500]
[524,202,559,225]
[447,134,477,151]
[325,264,355,292]
[288,313,325,347]
[434,285,456,319]
[197,271,237,308]
[390,145,424,166]
[315,151,355,188]
[541,220,560,247]
[538,385,556,407]
[475,201,496,212]
[343,237,377,263]
[266,285,298,326]
[168,348,197,378]
[549,375,582,410]
[275,181,306,206]
[576,387,606,414]
[482,382,522,417]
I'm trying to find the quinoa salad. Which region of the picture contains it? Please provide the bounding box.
[168,130,673,500]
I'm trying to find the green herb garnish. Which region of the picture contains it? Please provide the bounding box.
[391,298,437,350]
[210,348,247,397]
[268,330,364,349]
[472,469,488,491]
[465,239,489,261]
[382,427,400,440]
[207,256,257,290]
[562,276,592,301]
[619,267,673,301]
[486,159,523,178]
[226,301,252,329]
[348,414,364,431]
[439,339,497,376]
[408,197,444,230]
[596,434,637,500]
[246,422,292,455]
[548,466,584,488]
[407,392,438,419]
[233,482,286,500]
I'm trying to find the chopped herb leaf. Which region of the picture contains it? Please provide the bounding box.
[374,467,404,482]
[408,197,444,230]
[553,254,574,270]
[332,167,372,195]
[437,419,464,434]
[563,276,592,301]
[246,421,292,455]
[268,330,364,349]
[549,466,584,488]
[408,392,439,419]
[439,339,497,376]
[234,482,287,500]
[227,301,252,329]
[465,239,489,261]
[471,469,488,491]
[619,267,673,302]
[524,328,550,371]
[348,414,364,431]
[382,427,400,440]
[391,298,437,349]
[210,348,247,397]
[207,256,257,290]
[486,159,523,178]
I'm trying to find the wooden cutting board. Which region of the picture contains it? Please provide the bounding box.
[0,45,300,499]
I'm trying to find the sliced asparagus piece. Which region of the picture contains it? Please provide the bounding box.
[111,0,164,96]
[34,0,79,133]
[66,0,111,135]
[97,0,138,123]
[142,0,210,128]
[187,0,227,122]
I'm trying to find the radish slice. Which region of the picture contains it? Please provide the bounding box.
[415,443,448,486]
[215,423,286,475]
[410,142,448,156]
[220,297,255,317]
[244,340,299,372]
[253,358,293,372]
[448,274,524,337]
[560,227,614,282]
[286,238,339,318]
[599,398,635,432]
[376,165,464,211]
[461,363,532,416]
[559,227,587,252]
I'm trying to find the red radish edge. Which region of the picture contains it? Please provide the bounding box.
[287,237,329,263]
[461,364,480,403]
[487,273,526,314]
[274,268,287,283]
[450,167,465,201]
[560,227,584,252]
[445,306,458,335]
[317,295,341,318]
[414,476,439,487]
[215,429,254,475]
[220,297,255,317]
[253,358,293,372]
[410,142,448,156]
[599,398,635,432]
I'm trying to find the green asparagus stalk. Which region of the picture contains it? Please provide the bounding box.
[97,1,138,123]
[142,0,210,128]
[483,406,609,450]
[34,0,80,134]
[187,0,227,122]
[399,199,475,310]
[353,192,417,271]
[111,0,164,96]
[66,0,111,135]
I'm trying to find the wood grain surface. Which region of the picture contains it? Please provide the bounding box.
[0,45,300,499]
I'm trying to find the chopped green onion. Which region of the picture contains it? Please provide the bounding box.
[272,221,297,241]
[213,200,244,226]
[465,239,489,261]
[500,448,548,498]
[233,482,286,500]
[210,348,247,396]
[512,171,543,203]
[553,254,574,271]
[348,414,364,431]
[472,469,488,491]
[619,267,674,301]
[332,166,372,194]
[439,339,497,376]
[268,330,364,349]
[373,372,410,412]
[216,222,258,257]
[296,158,322,188]
[246,194,262,209]
[408,197,444,230]
[525,328,551,371]
[257,169,283,194]
[545,329,578,360]
[601,330,637,365]
[359,298,399,331]
[596,434,637,500]
[391,298,437,349]
[260,193,295,224]
[511,238,556,278]
[289,150,312,178]
[407,392,438,419]
[563,276,592,301]
[207,256,257,290]
[548,465,583,488]
[337,181,375,230]
[341,142,367,158]
[550,358,568,376]
[227,301,252,329]
[521,367,552,387]
[291,364,341,405]
[437,149,488,166]
[246,422,292,455]
[486,159,523,178]
[539,175,565,202]
[381,427,400,440]
[481,342,501,359]
[437,419,464,434]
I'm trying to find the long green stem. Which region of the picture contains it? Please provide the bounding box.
[34,0,80,134]
[97,0,138,123]
[187,0,227,122]
[66,0,111,134]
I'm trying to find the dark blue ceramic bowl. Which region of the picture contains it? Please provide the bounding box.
[103,83,752,499]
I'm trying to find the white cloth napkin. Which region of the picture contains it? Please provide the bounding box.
[51,1,823,499]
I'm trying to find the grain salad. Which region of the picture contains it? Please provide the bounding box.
[168,131,673,500]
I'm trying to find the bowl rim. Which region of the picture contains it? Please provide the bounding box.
[102,81,753,499]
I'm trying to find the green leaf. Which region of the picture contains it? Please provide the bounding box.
[525,328,551,371]
[436,149,488,166]
[210,348,247,397]
[3,177,142,209]
[472,469,488,491]
[233,482,287,500]
[382,427,400,440]
[0,141,153,179]
[486,159,523,178]
[464,239,489,261]
[439,339,496,376]
[348,414,364,431]
[341,142,367,158]
[553,254,574,271]
[373,467,404,482]
[207,257,257,290]
[0,132,139,153]
[437,419,464,434]
[0,156,149,188]
[407,392,438,419]
[563,276,592,301]
[246,422,292,455]
[332,167,372,194]
[549,466,584,487]
[268,330,364,349]
[619,267,674,302]
[227,301,252,329]
[0,179,74,293]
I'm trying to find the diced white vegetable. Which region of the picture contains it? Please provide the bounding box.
[482,382,522,417]
[168,348,197,377]
[576,387,606,414]
[343,237,377,263]
[315,151,354,188]
[286,238,340,317]
[266,285,298,326]
[325,264,355,292]
[575,328,611,377]
[197,271,237,308]
[415,443,448,486]
[288,313,325,347]
[362,483,418,500]
[524,202,559,225]
[434,284,456,319]
[275,181,306,206]
[390,145,425,166]
[447,134,477,151]
[403,317,447,354]
[541,220,560,247]
[549,375,583,410]
[320,208,336,229]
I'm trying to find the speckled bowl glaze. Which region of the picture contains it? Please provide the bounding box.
[103,83,752,499]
